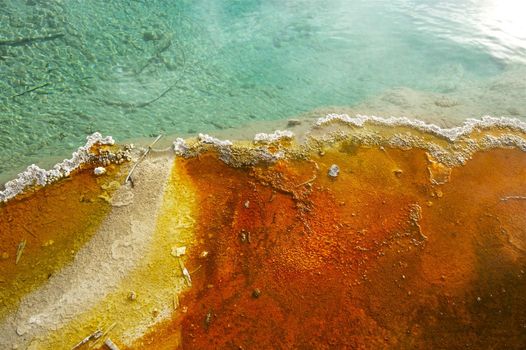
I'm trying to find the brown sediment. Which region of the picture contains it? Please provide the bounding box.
[134,142,526,349]
[0,163,126,319]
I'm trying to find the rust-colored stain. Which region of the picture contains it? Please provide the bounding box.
[135,146,526,349]
[0,164,123,317]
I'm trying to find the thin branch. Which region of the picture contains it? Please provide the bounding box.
[501,195,526,202]
[125,134,163,184]
[10,82,50,98]
[71,329,102,350]
[99,82,176,109]
[0,33,64,47]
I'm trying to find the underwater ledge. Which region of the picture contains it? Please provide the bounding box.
[1,114,526,349]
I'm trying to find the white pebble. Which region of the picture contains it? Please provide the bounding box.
[171,246,187,257]
[328,164,340,177]
[93,167,106,176]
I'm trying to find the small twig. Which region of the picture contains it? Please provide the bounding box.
[104,338,120,350]
[125,135,163,184]
[102,322,117,338]
[88,323,117,349]
[71,329,102,350]
[190,265,202,274]
[173,294,180,310]
[501,196,526,202]
[10,82,50,98]
[22,226,37,239]
[15,240,26,265]
[0,33,64,47]
[295,160,319,188]
[295,175,317,188]
[179,259,192,286]
[100,83,175,109]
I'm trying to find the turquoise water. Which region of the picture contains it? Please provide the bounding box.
[1,0,526,182]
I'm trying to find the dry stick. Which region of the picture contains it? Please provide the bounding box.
[104,338,120,350]
[71,329,103,350]
[88,322,117,349]
[190,265,202,274]
[178,259,192,286]
[22,225,37,239]
[15,240,26,265]
[295,175,317,188]
[501,195,526,201]
[125,134,163,185]
[295,160,319,188]
[173,294,180,310]
[101,322,117,339]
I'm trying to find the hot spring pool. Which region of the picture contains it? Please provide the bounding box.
[1,0,526,182]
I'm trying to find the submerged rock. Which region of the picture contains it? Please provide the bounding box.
[328,164,340,177]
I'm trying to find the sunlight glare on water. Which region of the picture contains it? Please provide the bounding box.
[476,0,526,62]
[405,0,526,63]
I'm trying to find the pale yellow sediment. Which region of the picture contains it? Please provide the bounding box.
[1,155,198,349]
[34,158,197,349]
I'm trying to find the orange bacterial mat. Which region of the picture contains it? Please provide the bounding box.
[1,117,526,349]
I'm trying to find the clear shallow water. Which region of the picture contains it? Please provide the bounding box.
[1,0,526,182]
